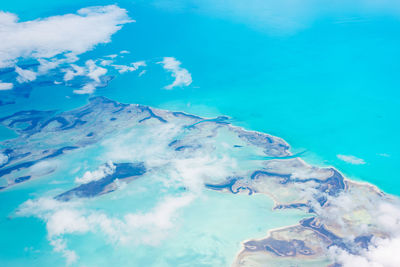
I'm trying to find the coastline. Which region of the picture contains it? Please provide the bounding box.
[0,96,398,267]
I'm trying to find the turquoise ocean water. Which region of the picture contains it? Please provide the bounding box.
[0,0,400,265]
[4,0,397,193]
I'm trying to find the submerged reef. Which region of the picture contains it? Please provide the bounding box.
[0,97,398,266]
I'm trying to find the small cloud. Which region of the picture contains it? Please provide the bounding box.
[132,61,146,70]
[37,58,63,74]
[100,59,114,66]
[337,154,366,165]
[15,66,37,83]
[65,60,108,94]
[378,153,390,158]
[85,60,107,83]
[158,57,192,90]
[0,152,8,165]
[73,83,96,95]
[75,161,116,184]
[105,54,118,59]
[112,60,146,74]
[63,64,85,81]
[0,81,13,90]
[112,65,131,73]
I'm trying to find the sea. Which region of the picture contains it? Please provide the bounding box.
[0,0,399,266]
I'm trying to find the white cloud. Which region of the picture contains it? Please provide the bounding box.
[75,161,116,184]
[50,238,78,266]
[327,198,400,267]
[16,198,86,265]
[131,61,146,70]
[132,61,146,69]
[101,122,182,163]
[331,237,400,267]
[17,194,194,264]
[63,64,85,81]
[37,58,61,73]
[0,153,8,164]
[37,57,78,75]
[0,5,132,68]
[112,60,146,73]
[111,65,130,73]
[376,202,400,232]
[138,70,146,77]
[48,209,91,236]
[123,194,194,244]
[17,198,89,237]
[167,155,237,192]
[100,59,114,66]
[65,60,108,94]
[15,66,37,83]
[73,83,96,95]
[61,57,145,94]
[337,154,366,165]
[101,120,239,192]
[105,54,118,59]
[0,81,13,90]
[158,57,192,89]
[85,60,108,83]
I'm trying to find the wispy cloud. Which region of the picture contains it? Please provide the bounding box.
[15,66,37,83]
[0,81,13,90]
[337,154,366,165]
[153,0,400,34]
[112,60,146,74]
[17,194,194,264]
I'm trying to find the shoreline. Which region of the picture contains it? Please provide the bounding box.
[0,96,397,267]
